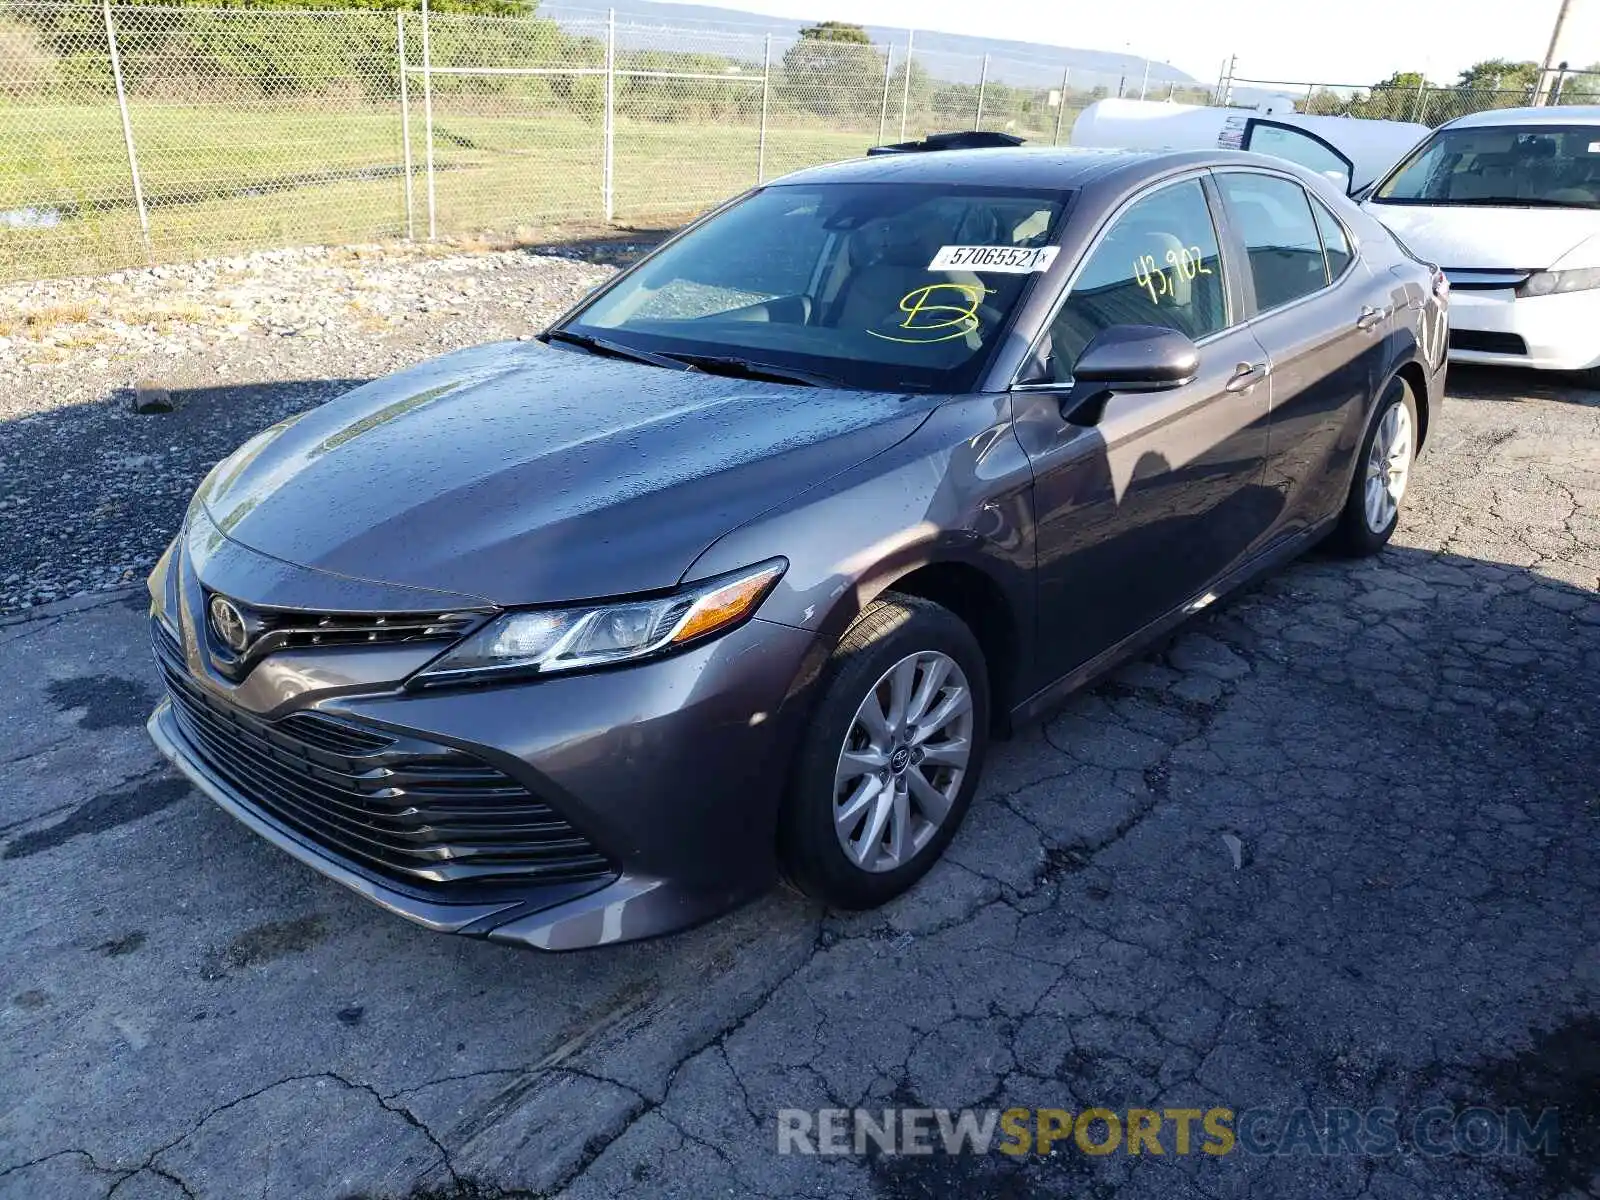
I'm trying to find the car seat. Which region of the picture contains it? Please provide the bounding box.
[832,207,987,348]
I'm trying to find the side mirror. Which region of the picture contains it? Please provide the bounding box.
[1060,325,1199,426]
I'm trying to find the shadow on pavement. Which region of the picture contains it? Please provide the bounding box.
[1448,363,1600,407]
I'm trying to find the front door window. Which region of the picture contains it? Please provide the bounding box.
[1038,178,1228,382]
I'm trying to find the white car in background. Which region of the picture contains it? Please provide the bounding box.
[1072,98,1430,195]
[1363,106,1600,377]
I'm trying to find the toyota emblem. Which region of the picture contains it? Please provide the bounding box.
[209,595,250,654]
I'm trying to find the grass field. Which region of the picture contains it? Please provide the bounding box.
[0,100,881,280]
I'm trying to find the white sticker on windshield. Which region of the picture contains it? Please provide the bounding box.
[928,245,1060,274]
[1589,141,1600,153]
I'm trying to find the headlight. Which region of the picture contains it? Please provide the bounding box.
[415,559,786,683]
[1517,266,1600,297]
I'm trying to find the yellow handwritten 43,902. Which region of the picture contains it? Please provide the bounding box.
[1133,247,1213,305]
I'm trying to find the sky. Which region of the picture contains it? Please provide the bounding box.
[652,0,1600,87]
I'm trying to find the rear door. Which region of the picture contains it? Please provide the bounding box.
[1212,169,1390,542]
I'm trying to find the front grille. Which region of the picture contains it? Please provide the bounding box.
[210,597,480,661]
[1449,329,1529,355]
[153,622,615,890]
[1442,269,1530,291]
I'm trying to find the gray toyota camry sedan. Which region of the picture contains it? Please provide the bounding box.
[148,139,1449,949]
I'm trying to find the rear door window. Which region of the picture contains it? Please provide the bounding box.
[1216,173,1330,312]
[1244,121,1354,193]
[1310,197,1354,281]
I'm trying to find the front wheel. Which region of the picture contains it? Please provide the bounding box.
[1328,378,1418,557]
[778,593,990,909]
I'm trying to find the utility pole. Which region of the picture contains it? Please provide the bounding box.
[1535,0,1575,104]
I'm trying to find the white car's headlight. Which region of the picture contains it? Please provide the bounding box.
[1517,266,1600,297]
[415,559,786,683]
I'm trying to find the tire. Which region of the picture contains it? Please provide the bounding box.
[778,592,991,909]
[1327,377,1418,558]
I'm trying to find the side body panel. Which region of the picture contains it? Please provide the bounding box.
[1010,333,1275,683]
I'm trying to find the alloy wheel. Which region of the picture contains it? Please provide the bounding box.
[832,650,974,874]
[1364,401,1413,534]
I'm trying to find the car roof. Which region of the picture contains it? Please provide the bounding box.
[768,146,1261,191]
[1443,105,1600,129]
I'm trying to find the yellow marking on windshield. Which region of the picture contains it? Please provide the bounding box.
[867,282,987,344]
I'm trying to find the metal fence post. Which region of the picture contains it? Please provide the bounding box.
[603,8,615,223]
[1139,58,1151,100]
[974,54,988,130]
[756,33,771,184]
[898,29,914,140]
[1411,73,1426,123]
[420,0,437,240]
[397,10,414,241]
[103,0,150,257]
[1053,67,1069,144]
[877,44,893,146]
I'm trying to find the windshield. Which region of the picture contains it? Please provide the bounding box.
[561,182,1071,392]
[1373,124,1600,209]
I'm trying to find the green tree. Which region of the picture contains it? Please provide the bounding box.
[1557,61,1600,101]
[794,20,870,45]
[1341,71,1429,121]
[1455,58,1539,91]
[1372,70,1428,91]
[779,21,883,122]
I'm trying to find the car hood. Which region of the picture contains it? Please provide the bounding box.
[200,341,930,606]
[1364,202,1600,270]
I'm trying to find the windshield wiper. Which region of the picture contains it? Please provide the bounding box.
[542,328,689,371]
[661,354,845,388]
[545,334,851,388]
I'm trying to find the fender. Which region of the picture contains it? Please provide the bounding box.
[685,392,1040,717]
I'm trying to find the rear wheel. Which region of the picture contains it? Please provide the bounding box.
[779,593,990,909]
[1328,377,1417,557]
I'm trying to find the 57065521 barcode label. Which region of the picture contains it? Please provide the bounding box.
[927,245,1060,274]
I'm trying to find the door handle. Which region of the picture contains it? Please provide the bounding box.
[1225,361,1269,393]
[1356,305,1389,332]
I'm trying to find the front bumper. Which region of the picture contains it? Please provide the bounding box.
[1447,286,1600,372]
[146,513,819,948]
[151,612,817,949]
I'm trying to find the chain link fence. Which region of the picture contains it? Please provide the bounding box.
[1226,69,1600,128]
[1,0,1195,282]
[29,1,1592,286]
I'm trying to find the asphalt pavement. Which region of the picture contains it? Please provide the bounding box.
[0,367,1596,1200]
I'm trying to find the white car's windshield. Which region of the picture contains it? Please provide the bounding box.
[1373,124,1600,209]
[560,182,1070,393]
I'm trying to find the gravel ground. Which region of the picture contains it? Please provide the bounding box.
[0,242,636,612]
